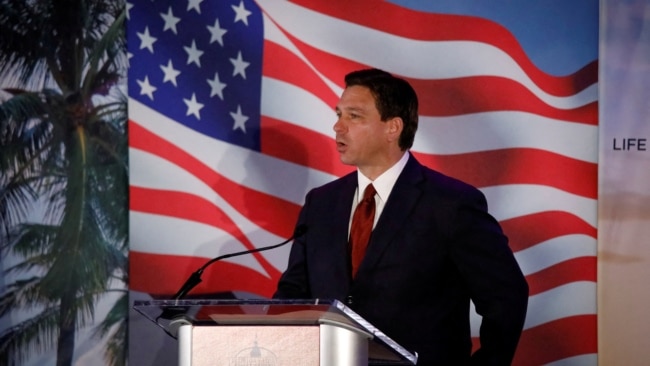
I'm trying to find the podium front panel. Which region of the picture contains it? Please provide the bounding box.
[134,299,417,365]
[188,325,320,366]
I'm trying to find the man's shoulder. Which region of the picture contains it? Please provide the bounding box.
[409,157,479,195]
[308,170,356,196]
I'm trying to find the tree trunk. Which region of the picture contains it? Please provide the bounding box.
[56,291,77,366]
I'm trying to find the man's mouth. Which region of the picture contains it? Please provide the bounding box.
[336,140,347,151]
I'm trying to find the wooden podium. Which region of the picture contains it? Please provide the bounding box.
[134,299,417,366]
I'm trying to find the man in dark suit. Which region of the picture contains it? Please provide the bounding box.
[274,68,529,365]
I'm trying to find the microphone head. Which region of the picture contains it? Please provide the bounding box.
[294,224,308,237]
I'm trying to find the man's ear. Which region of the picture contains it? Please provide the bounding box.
[387,117,403,142]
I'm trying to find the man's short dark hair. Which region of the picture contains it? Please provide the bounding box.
[344,68,419,150]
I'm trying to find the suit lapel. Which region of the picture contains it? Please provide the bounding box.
[355,155,424,278]
[322,173,357,290]
[332,174,357,257]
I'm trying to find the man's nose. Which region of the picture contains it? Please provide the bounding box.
[333,118,344,132]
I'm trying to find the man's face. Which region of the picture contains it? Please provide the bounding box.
[334,85,391,171]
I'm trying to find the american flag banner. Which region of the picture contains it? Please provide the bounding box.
[127,1,597,365]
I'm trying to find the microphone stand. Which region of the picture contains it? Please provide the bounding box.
[172,225,307,300]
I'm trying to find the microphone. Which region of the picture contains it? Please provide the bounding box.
[171,225,308,300]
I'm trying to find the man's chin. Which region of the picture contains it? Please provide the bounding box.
[338,156,355,166]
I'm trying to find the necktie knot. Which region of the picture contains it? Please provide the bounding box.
[361,184,376,203]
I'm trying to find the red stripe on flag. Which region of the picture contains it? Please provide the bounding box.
[260,116,354,177]
[280,31,597,121]
[259,119,598,197]
[130,120,300,238]
[289,0,598,96]
[513,315,597,365]
[470,315,597,364]
[130,186,283,283]
[268,29,598,122]
[130,186,238,234]
[501,212,597,252]
[262,40,340,109]
[414,149,597,198]
[409,77,597,123]
[129,251,279,297]
[525,257,596,296]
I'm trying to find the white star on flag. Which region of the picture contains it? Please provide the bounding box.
[160,60,181,86]
[183,93,204,119]
[230,105,248,132]
[207,72,227,99]
[207,18,228,46]
[137,27,157,53]
[161,7,181,34]
[184,40,204,67]
[137,76,157,100]
[125,2,133,19]
[230,51,249,79]
[232,1,252,26]
[187,0,203,14]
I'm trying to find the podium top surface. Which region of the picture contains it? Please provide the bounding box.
[133,298,417,365]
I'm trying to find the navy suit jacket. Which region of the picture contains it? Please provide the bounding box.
[275,155,528,365]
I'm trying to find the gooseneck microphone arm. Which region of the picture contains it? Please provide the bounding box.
[172,225,308,300]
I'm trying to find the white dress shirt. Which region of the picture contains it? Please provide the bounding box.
[349,151,410,233]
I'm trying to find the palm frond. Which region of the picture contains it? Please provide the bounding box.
[0,90,46,124]
[0,179,36,241]
[93,291,128,366]
[82,9,126,99]
[0,1,52,89]
[0,90,59,180]
[0,276,49,317]
[0,305,60,366]
[3,222,58,261]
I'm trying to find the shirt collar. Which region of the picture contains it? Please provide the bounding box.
[356,151,409,203]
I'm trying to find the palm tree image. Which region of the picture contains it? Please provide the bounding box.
[0,1,128,365]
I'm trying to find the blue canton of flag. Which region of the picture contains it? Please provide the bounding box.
[127,0,264,151]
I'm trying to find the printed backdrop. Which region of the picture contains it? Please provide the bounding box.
[127,1,598,365]
[598,0,650,364]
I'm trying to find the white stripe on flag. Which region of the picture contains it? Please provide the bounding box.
[481,184,597,226]
[258,0,598,108]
